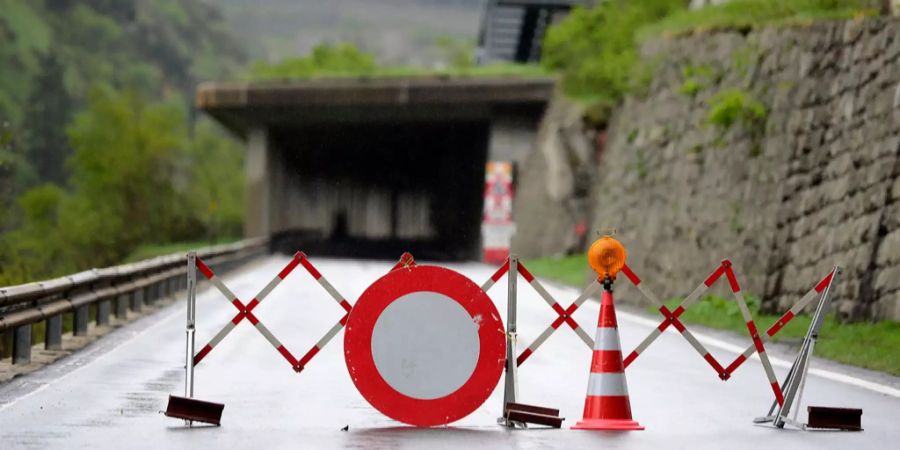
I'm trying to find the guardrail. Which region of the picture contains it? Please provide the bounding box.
[0,238,268,365]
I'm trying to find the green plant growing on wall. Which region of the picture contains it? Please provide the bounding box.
[680,64,718,96]
[707,88,767,130]
[679,78,702,96]
[706,88,768,156]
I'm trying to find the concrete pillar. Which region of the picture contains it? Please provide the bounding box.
[13,324,31,364]
[45,314,62,350]
[74,305,89,336]
[97,299,111,326]
[245,127,271,237]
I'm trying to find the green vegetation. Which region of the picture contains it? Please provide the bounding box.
[0,88,244,285]
[524,254,900,375]
[679,64,718,97]
[706,88,768,131]
[657,296,900,376]
[0,1,246,286]
[521,254,590,287]
[541,0,685,122]
[248,43,547,80]
[124,238,241,263]
[541,0,883,116]
[641,0,879,38]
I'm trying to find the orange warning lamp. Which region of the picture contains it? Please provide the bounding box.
[588,235,626,279]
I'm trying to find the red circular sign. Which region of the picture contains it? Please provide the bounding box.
[344,265,506,427]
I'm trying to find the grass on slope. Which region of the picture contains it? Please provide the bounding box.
[123,238,241,263]
[639,0,879,39]
[524,253,900,376]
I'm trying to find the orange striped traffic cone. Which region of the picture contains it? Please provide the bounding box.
[572,286,644,430]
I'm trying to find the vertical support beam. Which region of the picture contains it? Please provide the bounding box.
[145,284,156,306]
[154,281,165,305]
[185,252,198,400]
[96,299,111,326]
[774,267,841,428]
[115,293,130,319]
[499,256,520,427]
[504,256,519,406]
[131,287,144,312]
[13,324,32,364]
[170,276,180,300]
[45,314,62,350]
[74,305,89,336]
[245,127,271,238]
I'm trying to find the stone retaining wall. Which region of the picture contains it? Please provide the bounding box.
[514,18,900,321]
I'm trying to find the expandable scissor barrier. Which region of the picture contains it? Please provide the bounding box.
[619,260,839,407]
[164,247,850,431]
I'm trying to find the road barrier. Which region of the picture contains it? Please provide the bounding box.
[162,238,850,431]
[0,238,267,366]
[620,260,839,408]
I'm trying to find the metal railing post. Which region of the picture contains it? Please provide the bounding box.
[97,299,111,326]
[12,324,32,364]
[115,293,129,319]
[74,305,89,336]
[45,314,62,350]
[132,287,144,312]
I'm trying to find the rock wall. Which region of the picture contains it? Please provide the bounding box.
[516,18,900,321]
[512,93,598,258]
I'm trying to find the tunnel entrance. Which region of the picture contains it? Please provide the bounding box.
[269,121,490,261]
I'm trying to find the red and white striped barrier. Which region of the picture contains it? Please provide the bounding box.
[193,253,304,370]
[620,263,727,376]
[289,252,416,373]
[620,261,837,407]
[721,269,836,379]
[192,252,350,373]
[479,257,598,367]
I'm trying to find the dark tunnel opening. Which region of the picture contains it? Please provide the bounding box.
[268,121,490,261]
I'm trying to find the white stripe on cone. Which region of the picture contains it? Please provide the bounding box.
[587,373,630,396]
[593,328,622,351]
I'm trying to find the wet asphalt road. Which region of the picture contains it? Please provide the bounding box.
[1,255,898,449]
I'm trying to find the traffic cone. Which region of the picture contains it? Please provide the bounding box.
[572,286,644,430]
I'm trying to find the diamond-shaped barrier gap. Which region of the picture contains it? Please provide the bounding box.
[193,253,304,370]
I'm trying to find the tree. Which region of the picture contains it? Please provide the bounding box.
[22,52,72,185]
[65,86,192,260]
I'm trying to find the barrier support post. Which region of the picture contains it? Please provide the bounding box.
[184,252,198,402]
[499,255,521,427]
[45,314,62,350]
[74,305,89,336]
[772,266,841,429]
[12,324,31,364]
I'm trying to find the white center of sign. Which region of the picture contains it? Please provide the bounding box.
[370,291,480,400]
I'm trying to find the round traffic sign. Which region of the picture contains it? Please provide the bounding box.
[344,265,506,427]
